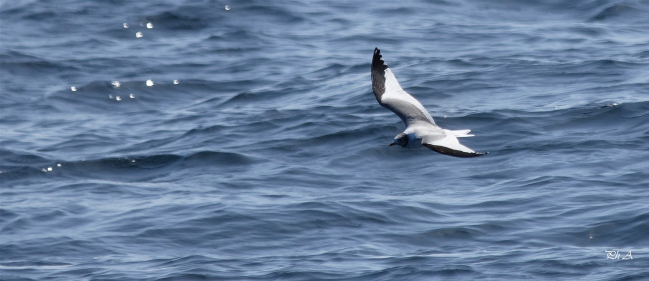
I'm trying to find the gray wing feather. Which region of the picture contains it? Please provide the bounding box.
[380,98,434,129]
[371,48,436,128]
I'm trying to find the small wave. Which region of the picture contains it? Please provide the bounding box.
[143,10,208,30]
[48,78,219,112]
[216,85,303,109]
[554,211,649,247]
[589,4,642,21]
[207,29,266,43]
[246,4,306,24]
[0,151,262,184]
[301,63,348,81]
[0,261,72,270]
[390,227,485,248]
[0,150,50,168]
[183,151,262,166]
[0,50,78,76]
[218,92,263,107]
[547,101,649,134]
[22,10,57,21]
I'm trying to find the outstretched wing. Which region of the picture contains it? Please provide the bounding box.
[371,48,437,128]
[422,133,488,158]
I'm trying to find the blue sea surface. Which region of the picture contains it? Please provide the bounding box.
[1,0,649,280]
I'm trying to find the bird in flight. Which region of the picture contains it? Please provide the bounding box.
[371,48,487,158]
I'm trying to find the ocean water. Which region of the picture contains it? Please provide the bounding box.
[1,0,649,280]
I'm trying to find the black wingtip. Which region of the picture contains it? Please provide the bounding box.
[372,48,384,66]
[373,48,384,63]
[423,144,488,158]
[371,48,389,102]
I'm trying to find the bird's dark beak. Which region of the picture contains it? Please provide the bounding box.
[388,143,395,147]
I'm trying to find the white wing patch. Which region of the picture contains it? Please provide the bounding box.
[424,134,476,153]
[381,68,435,124]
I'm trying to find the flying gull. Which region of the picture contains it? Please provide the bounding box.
[371,48,487,158]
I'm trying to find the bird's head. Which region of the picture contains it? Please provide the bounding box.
[388,133,409,147]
